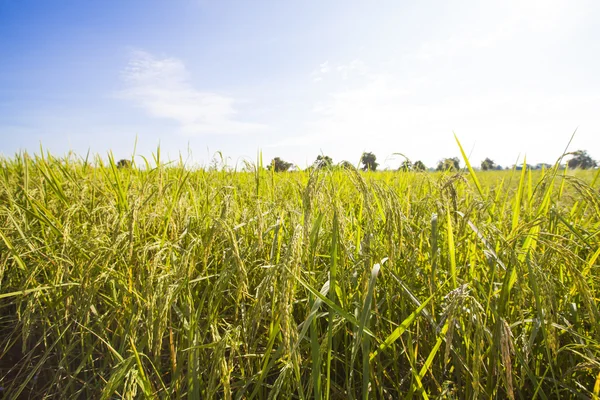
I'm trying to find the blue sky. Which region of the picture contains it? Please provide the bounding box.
[1,0,599,168]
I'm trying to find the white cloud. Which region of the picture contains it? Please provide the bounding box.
[274,57,600,167]
[120,51,265,135]
[270,0,600,167]
[311,61,331,82]
[319,61,331,74]
[336,59,367,80]
[410,0,585,62]
[311,59,368,82]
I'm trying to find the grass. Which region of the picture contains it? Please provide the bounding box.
[0,150,599,399]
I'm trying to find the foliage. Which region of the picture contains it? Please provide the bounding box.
[481,157,497,171]
[267,156,293,172]
[398,160,412,171]
[314,155,333,169]
[360,152,378,171]
[117,159,131,169]
[339,160,356,170]
[413,160,427,171]
[436,157,460,171]
[535,163,553,170]
[0,152,599,398]
[567,150,597,169]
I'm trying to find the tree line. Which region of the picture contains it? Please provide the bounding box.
[266,150,598,172]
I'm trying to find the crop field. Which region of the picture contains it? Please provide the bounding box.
[1,151,599,399]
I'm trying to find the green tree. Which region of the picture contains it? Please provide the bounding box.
[413,160,427,171]
[314,155,333,169]
[481,158,497,171]
[117,159,131,169]
[398,160,412,171]
[567,150,597,169]
[339,160,356,170]
[267,157,293,172]
[360,152,379,171]
[436,157,460,171]
[535,163,552,170]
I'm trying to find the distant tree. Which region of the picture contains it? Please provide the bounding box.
[267,157,293,172]
[314,155,333,169]
[413,160,427,171]
[567,150,597,169]
[398,160,412,172]
[436,157,460,171]
[514,164,533,171]
[535,163,553,170]
[117,159,131,169]
[481,158,497,171]
[339,160,356,170]
[360,152,379,171]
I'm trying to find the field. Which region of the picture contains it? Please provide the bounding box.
[1,151,599,399]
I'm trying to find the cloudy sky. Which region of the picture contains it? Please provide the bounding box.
[1,0,599,168]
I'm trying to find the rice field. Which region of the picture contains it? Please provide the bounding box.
[0,150,599,399]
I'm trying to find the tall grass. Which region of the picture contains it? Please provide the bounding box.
[0,151,599,398]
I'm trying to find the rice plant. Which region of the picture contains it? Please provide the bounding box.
[0,149,599,398]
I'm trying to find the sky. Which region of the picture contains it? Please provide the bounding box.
[1,0,599,169]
